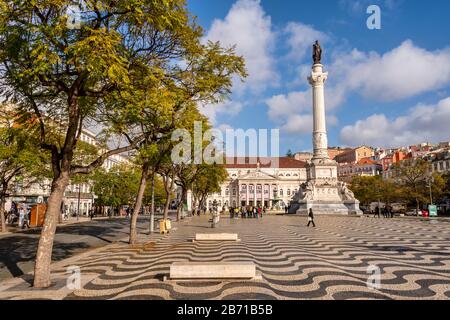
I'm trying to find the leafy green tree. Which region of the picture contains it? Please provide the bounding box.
[442,172,450,200]
[91,165,141,212]
[118,45,245,243]
[192,164,228,213]
[0,108,48,233]
[350,175,404,210]
[0,0,212,287]
[391,159,443,211]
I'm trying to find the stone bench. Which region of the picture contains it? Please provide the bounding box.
[166,262,261,281]
[193,233,240,242]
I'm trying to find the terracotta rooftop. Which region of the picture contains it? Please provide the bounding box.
[357,157,379,165]
[223,157,307,169]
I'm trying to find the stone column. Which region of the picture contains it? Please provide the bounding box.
[269,184,272,208]
[261,184,264,207]
[246,184,249,206]
[308,64,329,161]
[254,184,257,206]
[237,182,240,207]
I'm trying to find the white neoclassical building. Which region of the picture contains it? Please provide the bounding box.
[186,157,308,211]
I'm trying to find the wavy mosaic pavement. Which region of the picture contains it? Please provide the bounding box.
[13,216,450,300]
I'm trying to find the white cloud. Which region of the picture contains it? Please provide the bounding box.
[200,101,243,125]
[266,90,311,122]
[330,40,450,102]
[281,113,338,134]
[340,97,450,147]
[284,22,328,62]
[281,114,313,134]
[205,0,278,94]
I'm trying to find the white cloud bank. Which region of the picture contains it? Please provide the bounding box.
[205,0,278,95]
[340,97,450,147]
[330,40,450,101]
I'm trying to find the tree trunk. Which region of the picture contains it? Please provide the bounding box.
[0,193,6,234]
[149,172,155,233]
[33,171,70,288]
[176,188,187,221]
[163,172,174,221]
[129,161,149,245]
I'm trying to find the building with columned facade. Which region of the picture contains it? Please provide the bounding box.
[186,157,308,211]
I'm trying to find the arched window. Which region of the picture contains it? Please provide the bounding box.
[287,189,291,196]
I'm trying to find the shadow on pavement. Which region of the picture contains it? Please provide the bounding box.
[0,236,91,278]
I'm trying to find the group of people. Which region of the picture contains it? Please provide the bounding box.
[372,205,394,218]
[229,206,266,219]
[6,202,30,229]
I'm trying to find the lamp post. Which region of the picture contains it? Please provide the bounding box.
[427,175,434,205]
[77,184,81,221]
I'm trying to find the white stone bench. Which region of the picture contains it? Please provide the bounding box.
[193,233,240,242]
[167,262,261,281]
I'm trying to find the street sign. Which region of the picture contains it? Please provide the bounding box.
[428,205,438,217]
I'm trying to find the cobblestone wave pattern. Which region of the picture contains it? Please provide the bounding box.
[53,216,450,300]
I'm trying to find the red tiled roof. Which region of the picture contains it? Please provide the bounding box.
[357,157,378,165]
[223,157,307,169]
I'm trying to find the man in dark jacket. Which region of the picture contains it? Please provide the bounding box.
[307,208,316,227]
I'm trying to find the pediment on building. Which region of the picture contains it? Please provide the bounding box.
[236,170,277,181]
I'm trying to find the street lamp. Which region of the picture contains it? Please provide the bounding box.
[427,175,434,206]
[77,184,81,221]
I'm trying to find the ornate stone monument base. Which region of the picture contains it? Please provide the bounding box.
[289,160,362,215]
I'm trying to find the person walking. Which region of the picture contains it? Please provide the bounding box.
[307,208,316,227]
[374,206,380,218]
[284,206,288,214]
[387,205,394,218]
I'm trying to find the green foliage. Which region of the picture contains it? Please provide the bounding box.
[192,163,228,201]
[350,175,403,206]
[0,108,49,192]
[91,164,166,208]
[350,159,448,210]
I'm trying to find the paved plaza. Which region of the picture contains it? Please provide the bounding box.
[0,215,449,300]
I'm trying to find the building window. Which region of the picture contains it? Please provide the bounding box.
[225,187,229,196]
[279,189,283,196]
[287,189,291,196]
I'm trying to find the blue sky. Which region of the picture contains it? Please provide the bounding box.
[187,0,450,155]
